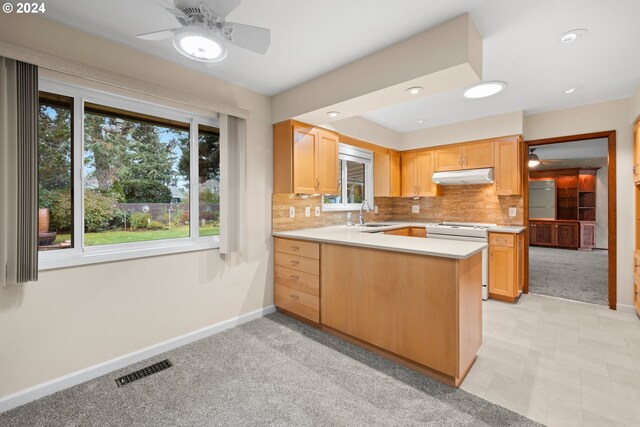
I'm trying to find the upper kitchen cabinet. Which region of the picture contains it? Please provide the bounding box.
[273,120,339,195]
[374,149,402,197]
[401,150,439,197]
[434,141,495,172]
[494,136,523,196]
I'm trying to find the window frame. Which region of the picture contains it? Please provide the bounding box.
[38,78,221,270]
[322,143,374,212]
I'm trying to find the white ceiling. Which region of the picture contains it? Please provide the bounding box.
[41,0,640,132]
[531,138,609,160]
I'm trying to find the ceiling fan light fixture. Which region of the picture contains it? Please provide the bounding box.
[528,152,541,168]
[173,26,228,63]
[463,81,507,99]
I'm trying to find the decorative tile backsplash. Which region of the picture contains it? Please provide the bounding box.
[272,185,523,232]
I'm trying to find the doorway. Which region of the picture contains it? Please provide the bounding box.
[523,131,617,309]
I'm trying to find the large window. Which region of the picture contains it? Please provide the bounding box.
[323,144,373,211]
[37,79,220,268]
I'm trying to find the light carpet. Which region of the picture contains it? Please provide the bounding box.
[529,246,608,306]
[0,313,540,426]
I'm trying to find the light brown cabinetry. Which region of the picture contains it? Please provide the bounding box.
[634,121,640,184]
[274,238,320,323]
[529,220,579,249]
[383,227,427,237]
[495,136,523,196]
[273,121,339,195]
[488,232,524,303]
[401,150,438,197]
[634,250,640,316]
[434,141,494,172]
[374,150,402,197]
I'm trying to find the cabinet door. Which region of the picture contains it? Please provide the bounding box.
[517,233,524,292]
[556,222,579,248]
[495,138,522,196]
[389,151,402,197]
[634,122,640,183]
[416,150,437,197]
[373,151,390,197]
[532,221,554,246]
[529,223,537,245]
[489,244,515,298]
[292,125,318,194]
[463,141,494,169]
[401,152,417,196]
[434,146,463,172]
[316,129,339,195]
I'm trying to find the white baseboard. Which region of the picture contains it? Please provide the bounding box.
[617,303,637,314]
[0,305,277,413]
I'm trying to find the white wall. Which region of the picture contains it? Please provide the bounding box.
[322,116,402,150]
[523,98,633,309]
[596,165,609,249]
[400,111,524,150]
[631,86,640,123]
[0,15,273,398]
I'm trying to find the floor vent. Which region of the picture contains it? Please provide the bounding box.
[115,359,173,387]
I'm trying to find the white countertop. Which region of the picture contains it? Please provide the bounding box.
[273,224,487,260]
[489,226,526,234]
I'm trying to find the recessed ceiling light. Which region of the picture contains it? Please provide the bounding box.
[563,86,583,94]
[416,119,427,125]
[326,111,340,118]
[463,81,507,99]
[406,86,423,95]
[558,29,588,44]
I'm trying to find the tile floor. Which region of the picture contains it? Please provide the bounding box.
[461,294,640,427]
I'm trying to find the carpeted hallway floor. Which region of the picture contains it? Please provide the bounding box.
[529,246,608,306]
[0,313,540,427]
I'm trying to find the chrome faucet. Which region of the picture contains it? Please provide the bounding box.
[359,200,371,225]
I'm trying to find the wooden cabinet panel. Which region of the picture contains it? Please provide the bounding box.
[517,234,524,293]
[416,150,437,196]
[275,284,319,323]
[389,151,401,197]
[580,221,596,250]
[489,244,515,298]
[635,250,640,315]
[384,227,411,236]
[556,222,580,248]
[531,221,554,246]
[489,233,515,247]
[401,152,417,196]
[463,141,494,169]
[275,252,320,275]
[434,146,463,172]
[292,125,318,194]
[634,122,640,184]
[316,130,339,194]
[373,151,390,197]
[411,227,427,238]
[274,265,319,296]
[495,138,522,196]
[274,237,319,259]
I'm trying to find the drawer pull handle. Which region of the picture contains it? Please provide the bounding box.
[290,260,300,266]
[290,246,300,251]
[289,275,299,281]
[289,294,300,301]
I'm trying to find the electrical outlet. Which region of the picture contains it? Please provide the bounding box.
[374,205,379,214]
[314,207,321,217]
[412,205,420,213]
[305,207,311,217]
[289,206,295,218]
[509,207,517,217]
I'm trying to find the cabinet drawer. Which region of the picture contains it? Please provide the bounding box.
[635,250,640,274]
[275,284,319,323]
[411,227,427,238]
[274,238,319,259]
[274,265,319,296]
[275,252,319,275]
[489,233,515,247]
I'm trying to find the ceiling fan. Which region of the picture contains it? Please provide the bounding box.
[137,0,271,63]
[528,148,563,168]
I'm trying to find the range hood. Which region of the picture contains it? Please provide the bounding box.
[432,168,494,185]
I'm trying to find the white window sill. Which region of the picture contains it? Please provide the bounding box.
[322,203,367,212]
[39,238,220,271]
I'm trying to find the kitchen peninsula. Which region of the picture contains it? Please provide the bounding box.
[272,224,485,386]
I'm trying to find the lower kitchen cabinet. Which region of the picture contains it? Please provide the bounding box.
[635,250,640,316]
[488,232,524,303]
[274,238,320,323]
[384,227,427,237]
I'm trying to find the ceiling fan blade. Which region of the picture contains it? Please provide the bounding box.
[136,29,178,41]
[204,0,241,20]
[148,0,190,21]
[223,22,271,54]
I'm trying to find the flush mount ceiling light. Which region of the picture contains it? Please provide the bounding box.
[406,86,423,95]
[173,26,227,63]
[558,29,588,44]
[563,86,583,94]
[326,111,340,118]
[463,81,507,99]
[528,148,541,168]
[416,119,427,125]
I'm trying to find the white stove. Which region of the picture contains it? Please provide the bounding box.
[425,222,495,300]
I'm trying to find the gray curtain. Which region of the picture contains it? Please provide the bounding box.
[0,57,39,285]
